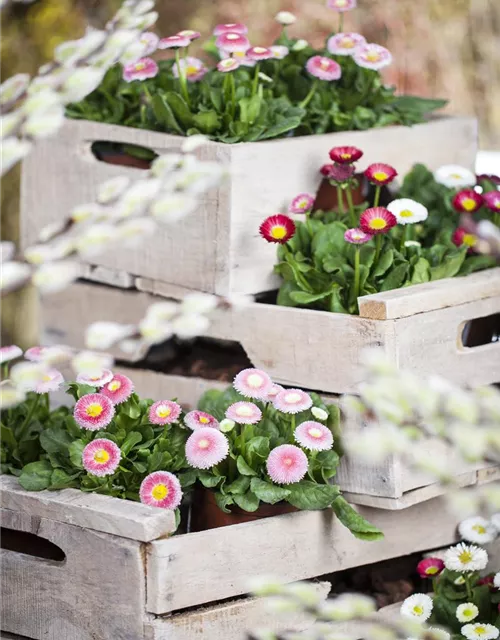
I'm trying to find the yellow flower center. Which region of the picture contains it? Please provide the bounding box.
[86,403,103,417]
[308,427,323,438]
[284,457,293,466]
[199,416,210,424]
[233,51,245,59]
[458,550,473,564]
[135,62,146,71]
[373,171,388,181]
[157,406,171,418]
[450,173,463,179]
[463,233,477,247]
[340,38,355,48]
[42,374,52,382]
[340,152,351,159]
[271,225,287,239]
[426,566,439,575]
[399,209,414,218]
[179,30,195,37]
[227,34,239,40]
[94,449,110,464]
[412,605,424,616]
[475,627,486,636]
[366,52,381,62]
[464,609,474,617]
[198,438,210,449]
[336,0,347,5]
[236,405,253,416]
[247,374,264,388]
[108,380,121,392]
[462,198,477,211]
[472,524,486,534]
[152,484,168,501]
[186,65,199,76]
[254,47,266,53]
[285,392,301,403]
[369,217,387,230]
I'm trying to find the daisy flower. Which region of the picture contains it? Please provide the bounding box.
[267,383,284,400]
[416,557,445,578]
[354,44,392,70]
[387,198,428,225]
[246,46,274,61]
[344,228,372,244]
[149,400,182,425]
[327,32,366,56]
[275,11,296,25]
[217,58,240,72]
[0,345,22,364]
[185,427,229,469]
[266,444,308,484]
[123,57,159,82]
[34,369,64,394]
[461,624,499,640]
[100,373,134,405]
[82,438,121,477]
[184,410,219,430]
[294,421,333,451]
[274,389,312,414]
[444,543,488,573]
[158,35,190,49]
[76,369,114,388]
[73,393,115,431]
[233,368,273,399]
[483,191,500,212]
[288,193,315,214]
[305,56,341,81]
[329,163,355,183]
[173,57,207,83]
[327,0,357,11]
[139,471,183,510]
[259,214,296,244]
[364,163,398,186]
[213,23,248,36]
[428,628,451,640]
[139,32,160,55]
[177,29,201,41]
[400,593,433,622]
[452,190,483,213]
[226,401,262,425]
[24,345,47,361]
[434,165,476,189]
[0,382,25,409]
[215,33,250,53]
[453,227,477,252]
[458,516,497,545]
[456,603,479,623]
[329,145,363,164]
[270,45,289,59]
[360,207,397,234]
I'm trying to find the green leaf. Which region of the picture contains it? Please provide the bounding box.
[372,249,394,278]
[226,475,251,495]
[289,290,332,305]
[121,431,142,456]
[178,468,198,488]
[247,436,270,463]
[18,460,53,491]
[286,481,339,510]
[1,425,16,448]
[315,449,340,471]
[68,440,85,469]
[258,116,302,140]
[250,477,290,504]
[331,496,384,540]
[49,468,80,490]
[236,455,257,476]
[215,491,233,513]
[165,92,193,128]
[379,263,408,292]
[151,95,183,134]
[192,111,221,134]
[410,257,431,284]
[199,472,226,488]
[430,250,466,280]
[40,428,73,455]
[233,490,260,512]
[238,95,262,125]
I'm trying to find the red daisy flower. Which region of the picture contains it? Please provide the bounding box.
[452,189,483,213]
[452,227,477,252]
[359,207,397,235]
[483,191,500,212]
[329,145,363,164]
[364,162,398,186]
[320,163,333,177]
[259,214,296,244]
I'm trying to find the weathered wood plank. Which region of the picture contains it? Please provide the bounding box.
[0,475,175,542]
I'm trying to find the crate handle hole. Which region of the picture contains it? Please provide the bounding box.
[460,313,500,348]
[1,526,66,563]
[90,141,158,170]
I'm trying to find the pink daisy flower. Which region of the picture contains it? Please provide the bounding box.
[270,45,289,59]
[364,163,398,186]
[184,410,219,430]
[82,438,121,477]
[327,32,366,56]
[344,228,372,244]
[274,389,313,414]
[267,383,284,400]
[185,427,229,469]
[354,44,392,71]
[416,557,445,579]
[34,369,64,394]
[140,32,160,56]
[483,191,500,212]
[329,163,356,183]
[100,373,134,405]
[74,393,115,431]
[213,23,248,36]
[266,444,308,484]
[452,189,483,213]
[226,401,262,425]
[177,29,201,41]
[76,369,114,388]
[149,400,182,425]
[215,32,250,53]
[24,346,46,361]
[217,58,240,72]
[452,227,478,253]
[294,421,333,451]
[259,214,296,244]
[329,145,363,164]
[327,0,357,12]
[173,56,208,83]
[233,368,273,400]
[158,35,190,49]
[360,207,397,235]
[288,193,315,215]
[139,471,183,510]
[306,56,341,81]
[246,46,273,61]
[0,345,22,364]
[123,57,159,82]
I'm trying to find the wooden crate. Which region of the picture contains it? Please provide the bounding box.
[20,116,477,297]
[1,476,463,640]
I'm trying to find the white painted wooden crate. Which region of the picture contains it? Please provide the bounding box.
[21,116,477,296]
[1,476,463,640]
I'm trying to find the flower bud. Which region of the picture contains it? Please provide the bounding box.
[311,406,328,421]
[292,39,308,51]
[220,419,236,433]
[275,11,297,25]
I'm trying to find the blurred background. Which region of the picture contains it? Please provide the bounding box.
[1,0,500,345]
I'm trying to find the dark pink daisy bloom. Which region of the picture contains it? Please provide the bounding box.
[327,0,357,12]
[364,163,398,186]
[76,369,114,388]
[329,163,356,182]
[329,145,363,164]
[184,410,219,430]
[233,368,273,399]
[123,57,159,82]
[246,46,273,61]
[213,23,248,36]
[274,389,312,414]
[149,400,182,425]
[327,32,366,56]
[140,471,183,510]
[288,193,315,215]
[158,35,190,49]
[416,557,445,578]
[320,163,334,177]
[185,427,229,469]
[344,228,372,244]
[483,191,500,212]
[266,444,308,484]
[452,227,478,253]
[177,29,201,41]
[452,189,483,213]
[360,207,397,235]
[34,369,64,394]
[82,438,121,477]
[259,214,296,244]
[100,373,134,405]
[305,56,341,81]
[215,32,250,53]
[73,393,115,431]
[0,345,22,364]
[294,421,333,451]
[226,401,262,425]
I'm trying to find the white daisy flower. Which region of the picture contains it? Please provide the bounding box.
[456,603,479,623]
[171,313,210,340]
[275,11,297,25]
[139,318,173,345]
[76,223,119,257]
[458,516,497,545]
[494,572,500,589]
[85,322,136,350]
[461,623,499,640]
[181,135,209,153]
[434,165,476,189]
[117,217,157,248]
[428,628,451,640]
[150,193,198,223]
[311,406,329,421]
[444,543,488,573]
[0,381,26,409]
[292,39,309,51]
[97,176,131,204]
[387,198,428,225]
[59,67,105,103]
[145,301,179,323]
[72,350,113,378]
[10,361,49,392]
[32,260,80,294]
[0,260,32,293]
[181,292,218,315]
[400,593,433,623]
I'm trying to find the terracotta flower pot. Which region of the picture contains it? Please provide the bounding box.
[313,175,366,212]
[95,150,152,170]
[190,486,297,531]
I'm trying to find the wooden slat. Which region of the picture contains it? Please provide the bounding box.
[146,496,460,614]
[0,475,175,542]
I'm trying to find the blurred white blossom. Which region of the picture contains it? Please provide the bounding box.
[85,321,136,350]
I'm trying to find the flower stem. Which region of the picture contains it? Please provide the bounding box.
[299,79,318,109]
[345,184,356,227]
[354,247,360,307]
[373,185,381,208]
[1,363,8,380]
[375,234,382,263]
[305,212,313,235]
[465,574,473,600]
[175,49,190,107]
[336,185,345,215]
[291,414,296,441]
[229,72,236,119]
[338,13,344,33]
[18,394,40,441]
[251,62,261,96]
[400,225,408,252]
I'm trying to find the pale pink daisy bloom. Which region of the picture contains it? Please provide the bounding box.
[270,45,289,60]
[289,193,315,214]
[267,383,284,400]
[327,0,357,11]
[344,228,372,244]
[274,389,313,414]
[354,44,392,71]
[158,35,190,49]
[149,400,182,425]
[327,32,366,56]
[233,368,273,399]
[294,421,333,451]
[213,23,248,36]
[100,373,134,405]
[246,46,274,61]
[185,427,229,469]
[123,57,159,82]
[266,444,308,484]
[177,29,201,41]
[140,32,160,56]
[140,471,183,510]
[34,369,64,394]
[305,56,341,81]
[215,33,250,53]
[82,438,121,477]
[74,393,115,431]
[172,56,207,82]
[184,410,219,430]
[0,345,22,364]
[226,401,262,425]
[24,346,46,361]
[217,58,240,72]
[76,369,114,388]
